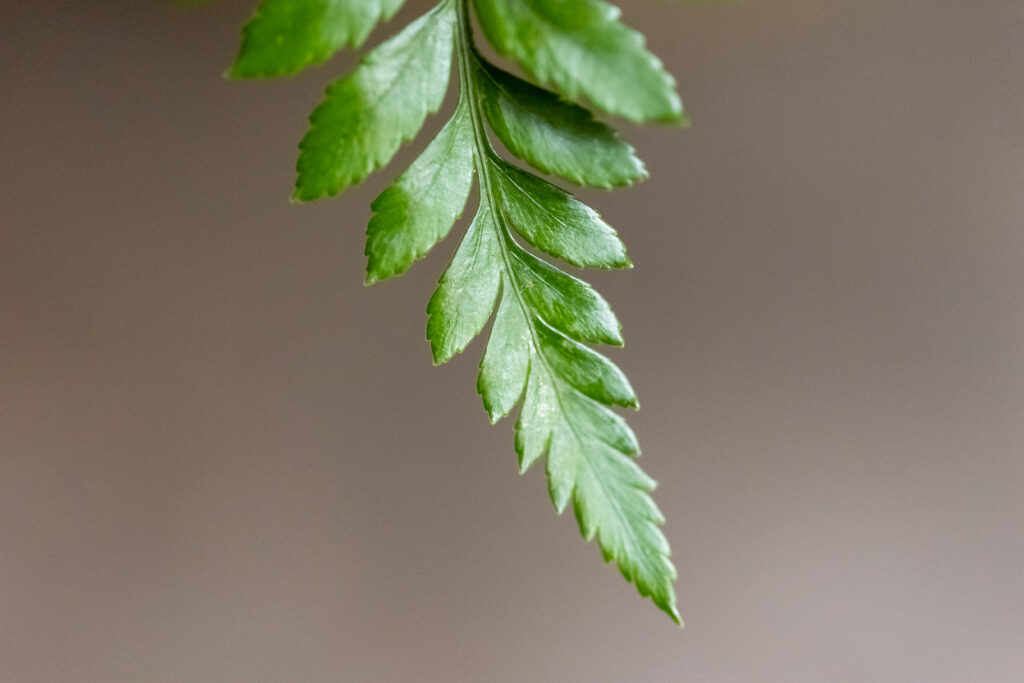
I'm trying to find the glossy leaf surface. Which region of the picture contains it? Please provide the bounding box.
[472,0,684,122]
[295,4,455,201]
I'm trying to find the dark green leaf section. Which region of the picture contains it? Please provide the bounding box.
[295,3,455,201]
[505,246,623,346]
[366,98,475,283]
[472,0,684,123]
[476,58,646,188]
[231,0,405,78]
[530,317,635,407]
[490,160,630,270]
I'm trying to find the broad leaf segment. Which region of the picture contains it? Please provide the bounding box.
[231,0,684,624]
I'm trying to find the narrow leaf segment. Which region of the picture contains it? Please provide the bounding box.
[225,0,685,624]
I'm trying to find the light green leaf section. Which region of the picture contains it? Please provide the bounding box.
[295,3,455,201]
[366,98,475,284]
[476,59,646,188]
[429,186,678,621]
[231,0,405,78]
[539,380,678,621]
[426,205,502,364]
[508,359,677,622]
[480,248,679,622]
[477,280,530,422]
[491,160,630,270]
[471,0,684,123]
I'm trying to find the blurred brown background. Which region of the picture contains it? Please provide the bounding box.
[2,0,1022,680]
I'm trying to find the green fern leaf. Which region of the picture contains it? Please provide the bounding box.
[231,0,406,78]
[476,57,647,188]
[294,3,456,201]
[221,0,693,624]
[472,0,685,123]
[490,159,631,270]
[366,97,475,284]
[461,183,680,622]
[426,203,502,364]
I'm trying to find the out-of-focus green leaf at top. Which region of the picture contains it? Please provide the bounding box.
[294,3,455,201]
[230,0,406,78]
[472,0,684,123]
